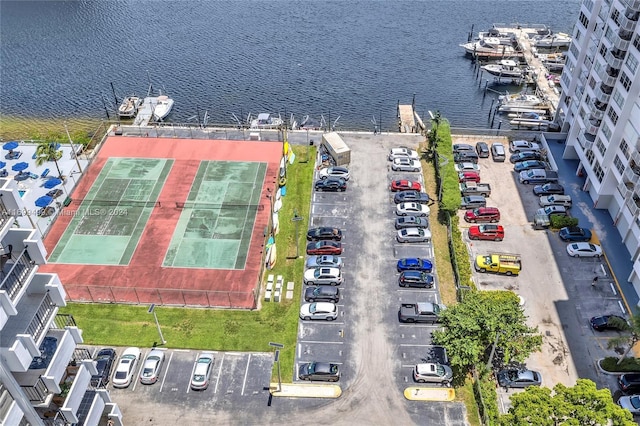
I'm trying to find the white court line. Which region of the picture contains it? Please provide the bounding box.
[186,353,198,393]
[214,354,225,394]
[299,340,344,344]
[241,354,251,396]
[159,351,173,392]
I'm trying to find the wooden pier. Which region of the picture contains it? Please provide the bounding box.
[133,96,159,126]
[397,104,416,133]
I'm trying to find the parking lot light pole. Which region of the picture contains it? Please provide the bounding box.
[269,342,284,392]
[292,210,303,258]
[148,304,166,345]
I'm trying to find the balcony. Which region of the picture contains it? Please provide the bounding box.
[605,49,625,69]
[0,246,37,305]
[626,194,640,216]
[0,201,12,237]
[77,390,123,426]
[594,85,612,104]
[578,131,596,150]
[625,164,640,184]
[618,180,635,198]
[612,30,631,51]
[586,119,601,136]
[57,361,98,424]
[596,65,619,87]
[624,0,640,12]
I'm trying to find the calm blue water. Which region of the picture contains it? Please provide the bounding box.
[0,0,580,130]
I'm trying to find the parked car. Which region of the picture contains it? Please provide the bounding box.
[389,147,419,161]
[112,347,141,388]
[539,194,572,208]
[299,302,338,321]
[304,286,340,303]
[398,271,434,288]
[318,166,350,181]
[315,177,346,192]
[396,202,430,217]
[464,207,500,223]
[514,160,549,172]
[590,314,629,331]
[460,195,487,210]
[305,255,343,269]
[395,216,429,230]
[619,374,640,394]
[306,240,342,255]
[306,227,343,241]
[453,143,474,153]
[394,190,430,204]
[458,171,481,183]
[392,157,422,172]
[454,151,479,164]
[454,162,480,173]
[91,348,116,387]
[397,257,433,273]
[190,352,215,390]
[533,183,565,196]
[566,242,603,257]
[140,349,165,384]
[537,205,568,218]
[510,151,544,163]
[497,369,542,389]
[558,226,592,242]
[468,224,504,241]
[491,142,506,162]
[303,267,343,286]
[397,227,431,243]
[390,180,422,192]
[509,140,540,153]
[617,394,640,415]
[298,362,340,382]
[475,141,490,158]
[413,363,453,384]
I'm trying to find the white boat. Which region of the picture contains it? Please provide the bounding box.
[118,96,143,118]
[477,28,516,46]
[540,53,566,71]
[460,37,516,56]
[534,32,572,48]
[481,59,524,78]
[250,113,284,129]
[498,92,545,108]
[153,95,174,121]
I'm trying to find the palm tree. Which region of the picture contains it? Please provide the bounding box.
[607,313,640,365]
[35,141,63,179]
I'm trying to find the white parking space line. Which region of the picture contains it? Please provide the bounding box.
[159,351,173,393]
[398,324,440,328]
[299,321,345,325]
[299,340,344,344]
[214,354,225,394]
[186,353,198,393]
[401,364,416,368]
[399,344,439,347]
[241,354,251,396]
[396,289,438,293]
[132,349,148,392]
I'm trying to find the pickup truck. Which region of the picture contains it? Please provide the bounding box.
[459,182,491,197]
[519,169,559,184]
[474,253,521,276]
[398,302,445,323]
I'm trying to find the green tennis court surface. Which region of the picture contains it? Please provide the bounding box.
[163,161,267,269]
[49,158,173,265]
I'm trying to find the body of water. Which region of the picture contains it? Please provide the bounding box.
[0,0,580,131]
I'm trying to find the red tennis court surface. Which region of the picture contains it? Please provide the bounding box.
[40,136,283,309]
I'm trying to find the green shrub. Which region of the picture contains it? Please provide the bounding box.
[450,215,475,291]
[433,120,461,214]
[550,215,578,229]
[600,357,640,372]
[473,368,499,424]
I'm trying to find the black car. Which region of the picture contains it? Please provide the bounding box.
[453,143,474,153]
[454,151,479,164]
[91,348,116,387]
[398,271,434,288]
[509,151,544,163]
[304,286,340,303]
[393,190,430,204]
[619,373,640,394]
[590,315,629,331]
[475,142,490,158]
[306,227,343,241]
[315,177,346,192]
[558,226,592,242]
[395,216,429,230]
[533,183,565,196]
[298,362,340,382]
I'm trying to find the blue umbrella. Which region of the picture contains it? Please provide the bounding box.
[43,178,62,189]
[35,195,54,208]
[0,162,6,169]
[12,162,29,172]
[3,141,19,151]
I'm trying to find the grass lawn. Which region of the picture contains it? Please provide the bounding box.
[0,115,100,146]
[60,145,316,382]
[456,377,482,426]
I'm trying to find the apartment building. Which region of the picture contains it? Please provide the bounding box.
[0,178,122,425]
[556,0,640,299]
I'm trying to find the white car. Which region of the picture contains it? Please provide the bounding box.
[318,166,350,181]
[413,363,453,384]
[454,162,481,173]
[566,242,603,258]
[539,194,572,208]
[618,394,640,415]
[388,147,419,161]
[303,267,343,286]
[391,158,421,172]
[305,255,343,269]
[397,227,432,243]
[112,347,141,388]
[140,349,165,385]
[190,352,215,390]
[396,202,430,217]
[509,140,540,153]
[299,302,338,321]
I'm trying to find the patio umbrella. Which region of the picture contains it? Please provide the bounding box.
[0,162,6,169]
[12,162,29,172]
[35,195,54,208]
[43,177,62,189]
[2,141,19,151]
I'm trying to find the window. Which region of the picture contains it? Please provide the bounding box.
[0,384,14,421]
[607,107,619,125]
[599,44,608,58]
[621,139,629,159]
[626,54,638,74]
[594,161,604,182]
[579,11,589,29]
[614,155,625,175]
[586,149,595,165]
[596,138,606,156]
[634,34,640,51]
[605,26,614,43]
[589,77,596,89]
[602,122,612,140]
[570,43,580,60]
[620,72,632,91]
[585,0,594,12]
[611,9,620,26]
[613,89,624,108]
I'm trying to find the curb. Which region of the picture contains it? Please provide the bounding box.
[269,383,342,398]
[596,358,620,376]
[404,387,455,401]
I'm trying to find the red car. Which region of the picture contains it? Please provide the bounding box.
[390,180,422,192]
[306,240,343,255]
[464,207,500,223]
[458,171,481,183]
[468,224,504,241]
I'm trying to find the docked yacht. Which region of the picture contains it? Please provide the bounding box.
[498,92,546,111]
[533,32,572,48]
[153,95,174,121]
[250,113,284,129]
[460,37,516,56]
[481,59,524,78]
[118,96,143,118]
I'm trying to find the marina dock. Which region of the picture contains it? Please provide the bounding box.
[133,96,159,126]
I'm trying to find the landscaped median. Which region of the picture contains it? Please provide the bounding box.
[404,387,455,401]
[270,383,342,398]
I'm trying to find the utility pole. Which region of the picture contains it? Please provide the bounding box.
[148,304,166,345]
[292,210,303,258]
[269,342,284,392]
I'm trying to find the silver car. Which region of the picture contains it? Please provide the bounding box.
[140,349,165,385]
[318,166,350,181]
[190,352,215,390]
[305,255,343,269]
[303,267,343,286]
[299,302,338,321]
[396,202,430,217]
[391,157,421,172]
[413,363,453,384]
[388,147,419,161]
[397,227,432,243]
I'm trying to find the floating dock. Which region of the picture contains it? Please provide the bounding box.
[133,96,159,126]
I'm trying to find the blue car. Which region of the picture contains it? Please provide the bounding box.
[396,258,433,273]
[558,226,592,242]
